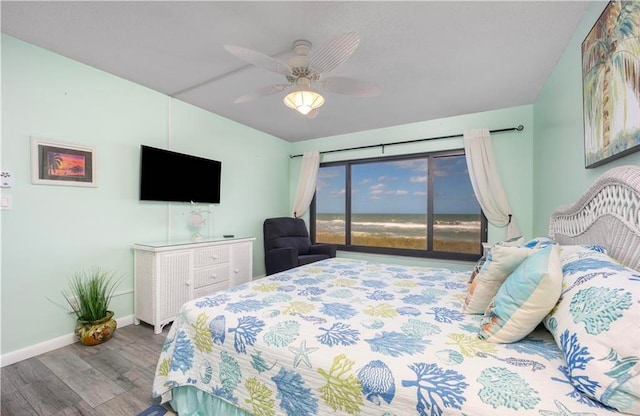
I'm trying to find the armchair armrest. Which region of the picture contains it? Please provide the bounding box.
[309,243,337,258]
[265,247,298,275]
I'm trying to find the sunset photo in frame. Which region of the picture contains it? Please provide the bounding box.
[31,137,97,187]
[582,1,640,168]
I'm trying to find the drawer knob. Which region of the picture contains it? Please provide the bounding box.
[211,255,218,259]
[211,274,217,279]
[234,269,239,274]
[185,281,191,286]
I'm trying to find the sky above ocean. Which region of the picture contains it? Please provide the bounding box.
[317,155,480,215]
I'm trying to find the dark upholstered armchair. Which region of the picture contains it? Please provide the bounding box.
[263,217,337,275]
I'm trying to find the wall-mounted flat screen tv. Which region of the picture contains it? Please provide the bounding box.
[140,145,221,203]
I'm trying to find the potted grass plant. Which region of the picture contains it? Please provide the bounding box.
[62,268,122,346]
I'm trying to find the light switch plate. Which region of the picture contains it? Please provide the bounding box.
[1,170,13,188]
[1,194,12,210]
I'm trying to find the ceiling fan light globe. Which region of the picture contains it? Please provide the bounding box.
[283,89,325,115]
[298,106,313,115]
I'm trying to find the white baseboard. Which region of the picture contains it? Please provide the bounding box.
[0,314,135,368]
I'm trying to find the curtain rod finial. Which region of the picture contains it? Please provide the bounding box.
[516,125,524,131]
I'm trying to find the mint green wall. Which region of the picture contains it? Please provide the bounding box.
[1,35,290,354]
[167,100,291,244]
[533,1,640,235]
[290,105,534,269]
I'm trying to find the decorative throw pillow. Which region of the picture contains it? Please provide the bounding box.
[544,249,640,414]
[468,255,487,284]
[463,245,533,314]
[523,236,557,249]
[558,244,608,262]
[478,245,562,343]
[499,235,526,247]
[467,236,523,284]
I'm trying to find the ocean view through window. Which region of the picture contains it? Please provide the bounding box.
[311,150,486,260]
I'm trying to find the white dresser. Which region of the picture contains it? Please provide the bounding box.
[133,236,255,334]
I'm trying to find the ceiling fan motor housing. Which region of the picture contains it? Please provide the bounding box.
[287,68,319,84]
[287,39,320,83]
[292,39,312,55]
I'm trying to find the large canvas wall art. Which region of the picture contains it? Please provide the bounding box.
[582,1,640,168]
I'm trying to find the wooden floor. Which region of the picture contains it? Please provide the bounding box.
[1,323,172,416]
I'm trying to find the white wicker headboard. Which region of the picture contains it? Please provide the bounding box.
[549,165,640,271]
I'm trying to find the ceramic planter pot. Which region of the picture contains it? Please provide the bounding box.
[75,310,117,346]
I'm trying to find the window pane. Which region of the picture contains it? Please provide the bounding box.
[315,165,346,245]
[432,155,482,255]
[351,159,428,249]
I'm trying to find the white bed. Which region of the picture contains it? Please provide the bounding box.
[152,165,640,416]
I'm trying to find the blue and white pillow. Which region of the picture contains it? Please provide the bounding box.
[463,245,533,314]
[544,248,640,414]
[558,243,608,262]
[523,236,557,249]
[479,245,562,343]
[498,235,526,246]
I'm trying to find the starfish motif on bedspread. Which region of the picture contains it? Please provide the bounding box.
[288,340,318,368]
[175,307,191,326]
[538,400,597,416]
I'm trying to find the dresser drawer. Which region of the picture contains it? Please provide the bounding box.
[194,246,230,267]
[194,264,229,288]
[193,281,229,299]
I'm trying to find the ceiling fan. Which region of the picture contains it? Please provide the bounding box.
[224,32,380,118]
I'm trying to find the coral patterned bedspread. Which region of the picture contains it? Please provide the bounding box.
[152,258,619,416]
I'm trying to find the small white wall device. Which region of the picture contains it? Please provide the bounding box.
[1,170,13,188]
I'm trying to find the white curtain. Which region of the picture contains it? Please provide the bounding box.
[463,128,521,239]
[292,150,320,218]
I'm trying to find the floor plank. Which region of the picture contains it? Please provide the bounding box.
[2,323,170,416]
[80,347,138,382]
[118,342,162,369]
[49,400,94,416]
[1,366,22,395]
[37,349,91,379]
[122,367,157,407]
[5,357,56,385]
[18,375,83,416]
[112,361,156,393]
[0,390,38,416]
[58,367,125,408]
[93,391,148,416]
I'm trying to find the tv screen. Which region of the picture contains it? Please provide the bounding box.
[140,145,221,203]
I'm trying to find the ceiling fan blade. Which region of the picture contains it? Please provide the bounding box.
[234,84,291,103]
[321,76,381,97]
[305,108,320,119]
[309,32,360,74]
[224,44,292,76]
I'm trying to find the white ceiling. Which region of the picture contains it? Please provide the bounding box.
[1,1,589,142]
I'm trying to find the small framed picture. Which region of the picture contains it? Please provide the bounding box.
[31,137,97,187]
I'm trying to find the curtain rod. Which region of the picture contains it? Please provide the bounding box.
[289,124,524,158]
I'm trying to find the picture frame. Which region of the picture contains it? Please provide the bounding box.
[31,137,97,187]
[582,1,640,168]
